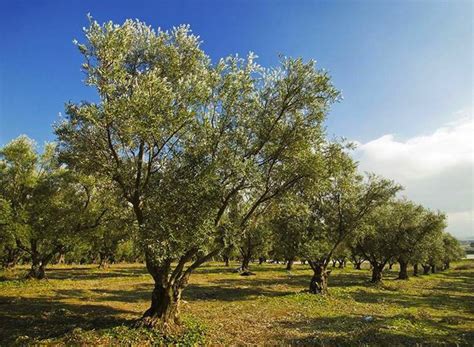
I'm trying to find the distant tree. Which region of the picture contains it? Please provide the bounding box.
[332,243,350,268]
[420,235,444,274]
[0,136,107,278]
[238,218,272,273]
[355,204,398,283]
[347,240,365,270]
[56,18,339,327]
[270,193,308,271]
[88,195,136,268]
[300,145,401,293]
[390,201,446,280]
[0,197,20,268]
[441,233,464,269]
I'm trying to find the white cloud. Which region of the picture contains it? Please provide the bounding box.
[353,111,474,239]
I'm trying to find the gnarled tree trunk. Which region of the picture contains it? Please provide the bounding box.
[142,282,182,327]
[413,263,419,276]
[370,263,385,283]
[28,262,46,279]
[398,260,409,280]
[241,255,251,272]
[141,256,186,328]
[140,248,219,328]
[26,244,61,279]
[308,263,330,294]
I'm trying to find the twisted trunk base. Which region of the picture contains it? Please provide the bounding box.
[139,284,182,329]
[309,265,330,294]
[413,263,419,276]
[27,263,46,279]
[371,263,385,283]
[398,260,409,280]
[241,256,251,272]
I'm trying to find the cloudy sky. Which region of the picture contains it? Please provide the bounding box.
[1,1,472,238]
[354,110,473,239]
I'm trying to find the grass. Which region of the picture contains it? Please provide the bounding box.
[1,260,473,345]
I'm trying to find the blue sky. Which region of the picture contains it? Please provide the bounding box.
[0,0,472,237]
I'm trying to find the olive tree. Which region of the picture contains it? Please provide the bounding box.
[270,193,309,271]
[391,201,446,280]
[441,232,464,270]
[0,136,107,278]
[355,204,401,282]
[301,145,401,293]
[56,18,339,327]
[0,197,20,268]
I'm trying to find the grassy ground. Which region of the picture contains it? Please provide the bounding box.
[0,260,473,345]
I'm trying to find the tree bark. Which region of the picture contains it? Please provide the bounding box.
[331,259,337,267]
[413,263,419,276]
[355,261,362,270]
[140,248,219,327]
[309,264,329,294]
[27,258,46,279]
[141,282,182,328]
[370,263,384,283]
[241,255,251,272]
[431,265,436,273]
[398,260,409,280]
[286,259,294,271]
[422,264,431,275]
[140,256,182,328]
[444,261,450,270]
[258,257,265,265]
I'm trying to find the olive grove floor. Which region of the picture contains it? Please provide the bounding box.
[0,260,473,345]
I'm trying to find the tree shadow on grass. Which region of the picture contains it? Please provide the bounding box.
[52,281,294,304]
[0,295,134,344]
[44,266,148,281]
[274,313,474,345]
[208,271,368,293]
[351,286,474,315]
[432,270,474,295]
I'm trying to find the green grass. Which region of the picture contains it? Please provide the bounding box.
[1,260,473,345]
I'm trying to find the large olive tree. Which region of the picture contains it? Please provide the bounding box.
[56,18,339,327]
